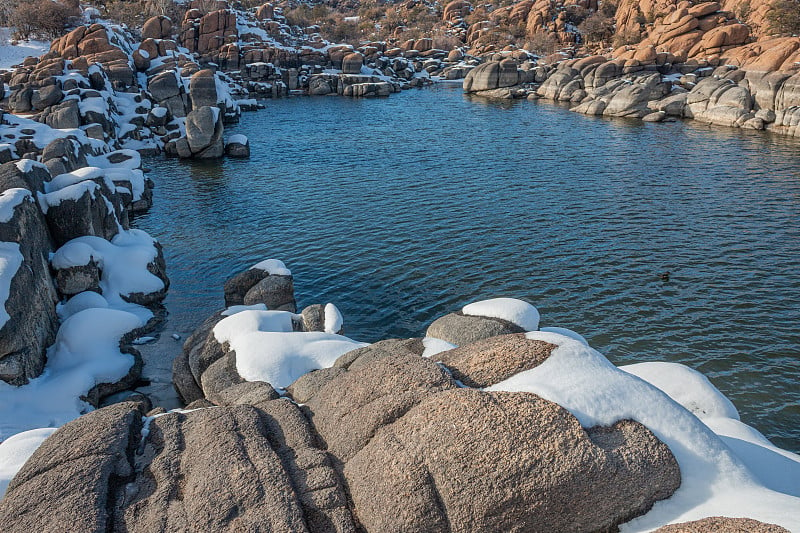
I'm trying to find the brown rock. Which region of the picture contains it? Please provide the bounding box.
[142,15,173,40]
[435,333,555,387]
[345,389,681,532]
[305,355,457,463]
[654,516,790,532]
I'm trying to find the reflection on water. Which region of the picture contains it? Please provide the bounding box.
[137,84,800,452]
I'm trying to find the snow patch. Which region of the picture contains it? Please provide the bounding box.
[462,298,540,331]
[249,258,291,276]
[323,303,343,333]
[0,188,32,223]
[0,243,23,330]
[0,427,57,497]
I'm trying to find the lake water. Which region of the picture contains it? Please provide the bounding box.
[137,83,800,452]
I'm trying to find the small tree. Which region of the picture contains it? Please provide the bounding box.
[11,0,72,39]
[766,0,800,35]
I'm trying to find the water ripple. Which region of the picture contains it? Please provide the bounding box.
[137,84,800,452]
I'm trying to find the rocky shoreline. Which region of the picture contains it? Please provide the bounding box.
[1,264,798,531]
[0,1,800,530]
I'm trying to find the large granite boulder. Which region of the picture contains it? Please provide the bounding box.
[223,265,295,309]
[0,400,356,533]
[345,389,681,532]
[0,175,59,385]
[142,15,173,40]
[463,59,520,92]
[305,355,458,463]
[189,68,218,109]
[183,105,224,159]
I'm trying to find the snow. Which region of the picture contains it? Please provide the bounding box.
[486,331,800,531]
[462,298,540,331]
[422,336,456,357]
[0,243,23,329]
[39,181,100,213]
[0,307,145,440]
[234,331,367,388]
[0,29,50,70]
[222,303,268,316]
[0,188,32,223]
[14,160,46,173]
[56,291,109,321]
[228,134,248,145]
[150,106,167,118]
[323,303,343,333]
[213,309,295,344]
[51,231,164,309]
[249,258,291,276]
[0,427,56,497]
[539,326,589,345]
[621,362,740,421]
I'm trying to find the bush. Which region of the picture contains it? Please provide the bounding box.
[11,0,74,40]
[766,0,800,35]
[526,30,558,56]
[579,12,614,43]
[612,26,642,48]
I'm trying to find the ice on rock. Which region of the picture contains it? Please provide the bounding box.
[0,427,57,497]
[323,303,343,333]
[249,258,291,276]
[462,298,540,331]
[487,331,800,531]
[228,134,248,145]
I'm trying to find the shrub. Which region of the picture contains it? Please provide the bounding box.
[11,0,73,40]
[526,30,558,56]
[579,12,614,43]
[766,0,800,35]
[612,26,642,47]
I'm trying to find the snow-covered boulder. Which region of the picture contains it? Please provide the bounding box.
[224,134,249,158]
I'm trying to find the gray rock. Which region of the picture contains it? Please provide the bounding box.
[189,69,218,109]
[44,186,120,247]
[345,389,681,532]
[44,99,81,129]
[425,311,524,346]
[41,137,87,174]
[8,87,33,113]
[463,60,520,92]
[225,137,250,158]
[0,188,59,385]
[54,261,101,297]
[242,274,296,311]
[0,401,145,531]
[31,85,63,110]
[287,367,346,403]
[184,105,224,158]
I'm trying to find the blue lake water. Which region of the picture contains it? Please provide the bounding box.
[137,83,800,452]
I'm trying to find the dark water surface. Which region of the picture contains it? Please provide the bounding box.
[137,83,800,451]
